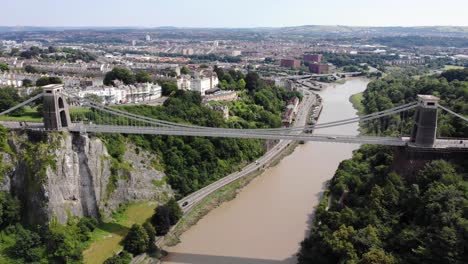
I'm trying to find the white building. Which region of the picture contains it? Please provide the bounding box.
[145,35,151,42]
[176,70,219,95]
[182,48,194,55]
[231,50,242,56]
[77,83,162,105]
[177,75,192,91]
[190,78,213,95]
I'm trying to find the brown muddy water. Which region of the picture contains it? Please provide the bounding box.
[163,79,369,264]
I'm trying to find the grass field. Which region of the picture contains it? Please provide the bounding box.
[83,202,158,264]
[350,92,364,115]
[0,107,42,122]
[444,65,465,70]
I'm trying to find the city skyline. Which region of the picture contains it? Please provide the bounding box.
[1,0,468,28]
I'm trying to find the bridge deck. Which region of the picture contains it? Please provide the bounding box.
[1,121,466,149]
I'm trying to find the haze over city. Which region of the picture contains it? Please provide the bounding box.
[1,0,468,27]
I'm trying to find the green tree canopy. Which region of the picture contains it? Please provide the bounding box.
[0,63,9,71]
[24,65,38,73]
[104,67,136,86]
[166,198,183,225]
[122,224,149,255]
[35,76,63,87]
[160,81,178,96]
[135,71,152,83]
[103,251,132,264]
[151,205,171,236]
[22,79,34,87]
[180,66,190,75]
[0,87,25,116]
[0,192,21,229]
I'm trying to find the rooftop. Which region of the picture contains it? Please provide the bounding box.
[417,94,440,101]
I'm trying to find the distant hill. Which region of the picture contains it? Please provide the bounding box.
[1,25,468,35]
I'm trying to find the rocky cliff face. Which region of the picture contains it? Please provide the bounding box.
[0,130,171,225]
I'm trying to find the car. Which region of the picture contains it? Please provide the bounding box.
[327,136,337,140]
[182,201,189,207]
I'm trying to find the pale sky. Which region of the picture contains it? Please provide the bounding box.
[1,0,467,28]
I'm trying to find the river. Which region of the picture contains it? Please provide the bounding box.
[163,78,369,264]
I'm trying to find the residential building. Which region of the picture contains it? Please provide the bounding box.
[177,69,219,95]
[280,59,301,68]
[281,96,300,127]
[303,54,323,63]
[76,83,162,105]
[231,50,242,56]
[309,63,330,74]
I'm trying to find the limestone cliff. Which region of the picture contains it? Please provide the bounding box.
[0,130,171,225]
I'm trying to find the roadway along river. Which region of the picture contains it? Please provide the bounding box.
[163,78,370,264]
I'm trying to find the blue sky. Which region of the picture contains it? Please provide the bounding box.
[1,0,467,27]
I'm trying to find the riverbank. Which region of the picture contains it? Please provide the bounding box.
[83,202,159,264]
[162,79,369,264]
[160,91,320,247]
[349,92,364,115]
[163,140,300,247]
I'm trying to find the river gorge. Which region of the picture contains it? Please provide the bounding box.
[163,78,370,264]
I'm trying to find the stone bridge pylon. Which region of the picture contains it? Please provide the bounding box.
[42,84,71,130]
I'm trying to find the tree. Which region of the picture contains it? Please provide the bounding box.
[22,79,34,87]
[0,192,21,229]
[11,226,44,262]
[77,217,98,241]
[160,81,178,96]
[35,76,62,87]
[417,160,460,190]
[0,87,25,116]
[48,46,58,53]
[151,205,171,236]
[48,77,63,84]
[0,63,9,71]
[122,224,149,255]
[36,77,51,87]
[104,67,136,86]
[24,65,38,73]
[360,248,396,264]
[237,79,246,90]
[213,66,224,79]
[245,72,261,92]
[143,221,157,252]
[103,251,132,264]
[46,219,84,263]
[180,66,190,75]
[135,71,152,83]
[166,198,183,225]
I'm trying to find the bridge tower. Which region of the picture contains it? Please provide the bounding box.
[410,95,440,147]
[42,84,71,130]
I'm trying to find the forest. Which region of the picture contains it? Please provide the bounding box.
[97,72,300,198]
[298,69,468,264]
[361,68,468,138]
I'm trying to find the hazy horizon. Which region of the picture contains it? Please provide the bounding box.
[2,24,468,29]
[1,0,467,28]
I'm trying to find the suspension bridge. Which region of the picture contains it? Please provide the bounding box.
[0,84,467,150]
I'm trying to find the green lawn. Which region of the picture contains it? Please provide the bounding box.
[82,202,158,264]
[0,107,42,122]
[443,65,465,70]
